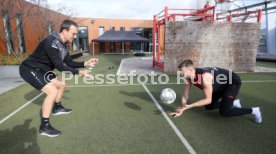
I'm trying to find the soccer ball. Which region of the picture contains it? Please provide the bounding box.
[160,88,176,104]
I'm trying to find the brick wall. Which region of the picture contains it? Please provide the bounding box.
[164,21,260,73]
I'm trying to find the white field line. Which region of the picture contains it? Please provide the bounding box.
[242,80,276,83]
[0,92,43,124]
[116,58,134,76]
[1,79,276,124]
[66,80,276,88]
[116,59,124,75]
[142,84,197,154]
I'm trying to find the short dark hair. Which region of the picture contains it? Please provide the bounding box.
[59,20,78,32]
[178,60,194,69]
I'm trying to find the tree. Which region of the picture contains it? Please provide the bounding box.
[0,0,78,55]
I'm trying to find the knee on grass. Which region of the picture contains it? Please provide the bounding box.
[219,109,232,117]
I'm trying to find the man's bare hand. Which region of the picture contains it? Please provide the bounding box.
[169,104,193,118]
[168,112,183,118]
[79,70,94,79]
[85,58,99,67]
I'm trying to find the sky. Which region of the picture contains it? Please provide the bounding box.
[44,0,265,20]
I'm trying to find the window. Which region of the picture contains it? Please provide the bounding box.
[143,28,153,52]
[109,27,115,31]
[130,27,153,52]
[78,26,88,38]
[120,27,125,31]
[47,21,53,34]
[99,27,105,36]
[130,27,144,51]
[100,42,105,53]
[78,27,88,52]
[110,42,115,52]
[120,42,125,53]
[2,11,13,54]
[130,27,143,37]
[16,14,26,53]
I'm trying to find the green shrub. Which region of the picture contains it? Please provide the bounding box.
[0,53,30,65]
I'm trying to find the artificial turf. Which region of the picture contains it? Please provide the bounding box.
[1,55,276,154]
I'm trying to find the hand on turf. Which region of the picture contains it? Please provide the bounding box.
[176,104,192,113]
[168,104,193,118]
[85,58,99,67]
[176,103,187,110]
[168,111,183,118]
[79,70,93,79]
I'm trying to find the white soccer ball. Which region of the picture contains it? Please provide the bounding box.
[160,88,176,104]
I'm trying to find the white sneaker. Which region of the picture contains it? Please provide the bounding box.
[252,107,262,124]
[233,99,241,108]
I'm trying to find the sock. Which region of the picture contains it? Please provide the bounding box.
[54,102,61,109]
[252,107,259,115]
[233,99,241,108]
[41,117,50,126]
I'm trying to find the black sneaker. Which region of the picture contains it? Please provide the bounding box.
[39,123,61,137]
[52,105,72,115]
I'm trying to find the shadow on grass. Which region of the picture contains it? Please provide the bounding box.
[0,119,40,154]
[124,102,141,111]
[24,89,41,101]
[24,88,71,106]
[23,89,44,107]
[119,90,152,102]
[119,90,176,115]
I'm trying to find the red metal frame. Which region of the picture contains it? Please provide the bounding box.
[216,1,267,23]
[218,9,263,23]
[153,6,216,70]
[153,4,264,71]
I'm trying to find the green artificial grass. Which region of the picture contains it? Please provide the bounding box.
[256,61,276,68]
[1,54,276,154]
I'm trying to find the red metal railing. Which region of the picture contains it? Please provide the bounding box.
[152,5,264,71]
[217,9,262,23]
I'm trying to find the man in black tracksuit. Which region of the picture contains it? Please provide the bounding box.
[169,59,262,124]
[20,20,97,137]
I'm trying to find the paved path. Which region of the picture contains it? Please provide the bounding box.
[117,57,276,75]
[0,65,25,95]
[117,57,163,75]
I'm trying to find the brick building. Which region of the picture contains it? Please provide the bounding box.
[0,0,153,55]
[0,0,68,55]
[75,18,152,54]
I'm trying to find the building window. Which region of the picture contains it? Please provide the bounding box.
[2,11,14,54]
[130,27,143,51]
[100,42,105,53]
[110,42,115,52]
[120,42,125,53]
[77,27,88,52]
[16,14,26,53]
[130,27,143,36]
[47,21,53,34]
[109,27,115,31]
[99,27,105,36]
[130,27,152,52]
[120,27,125,31]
